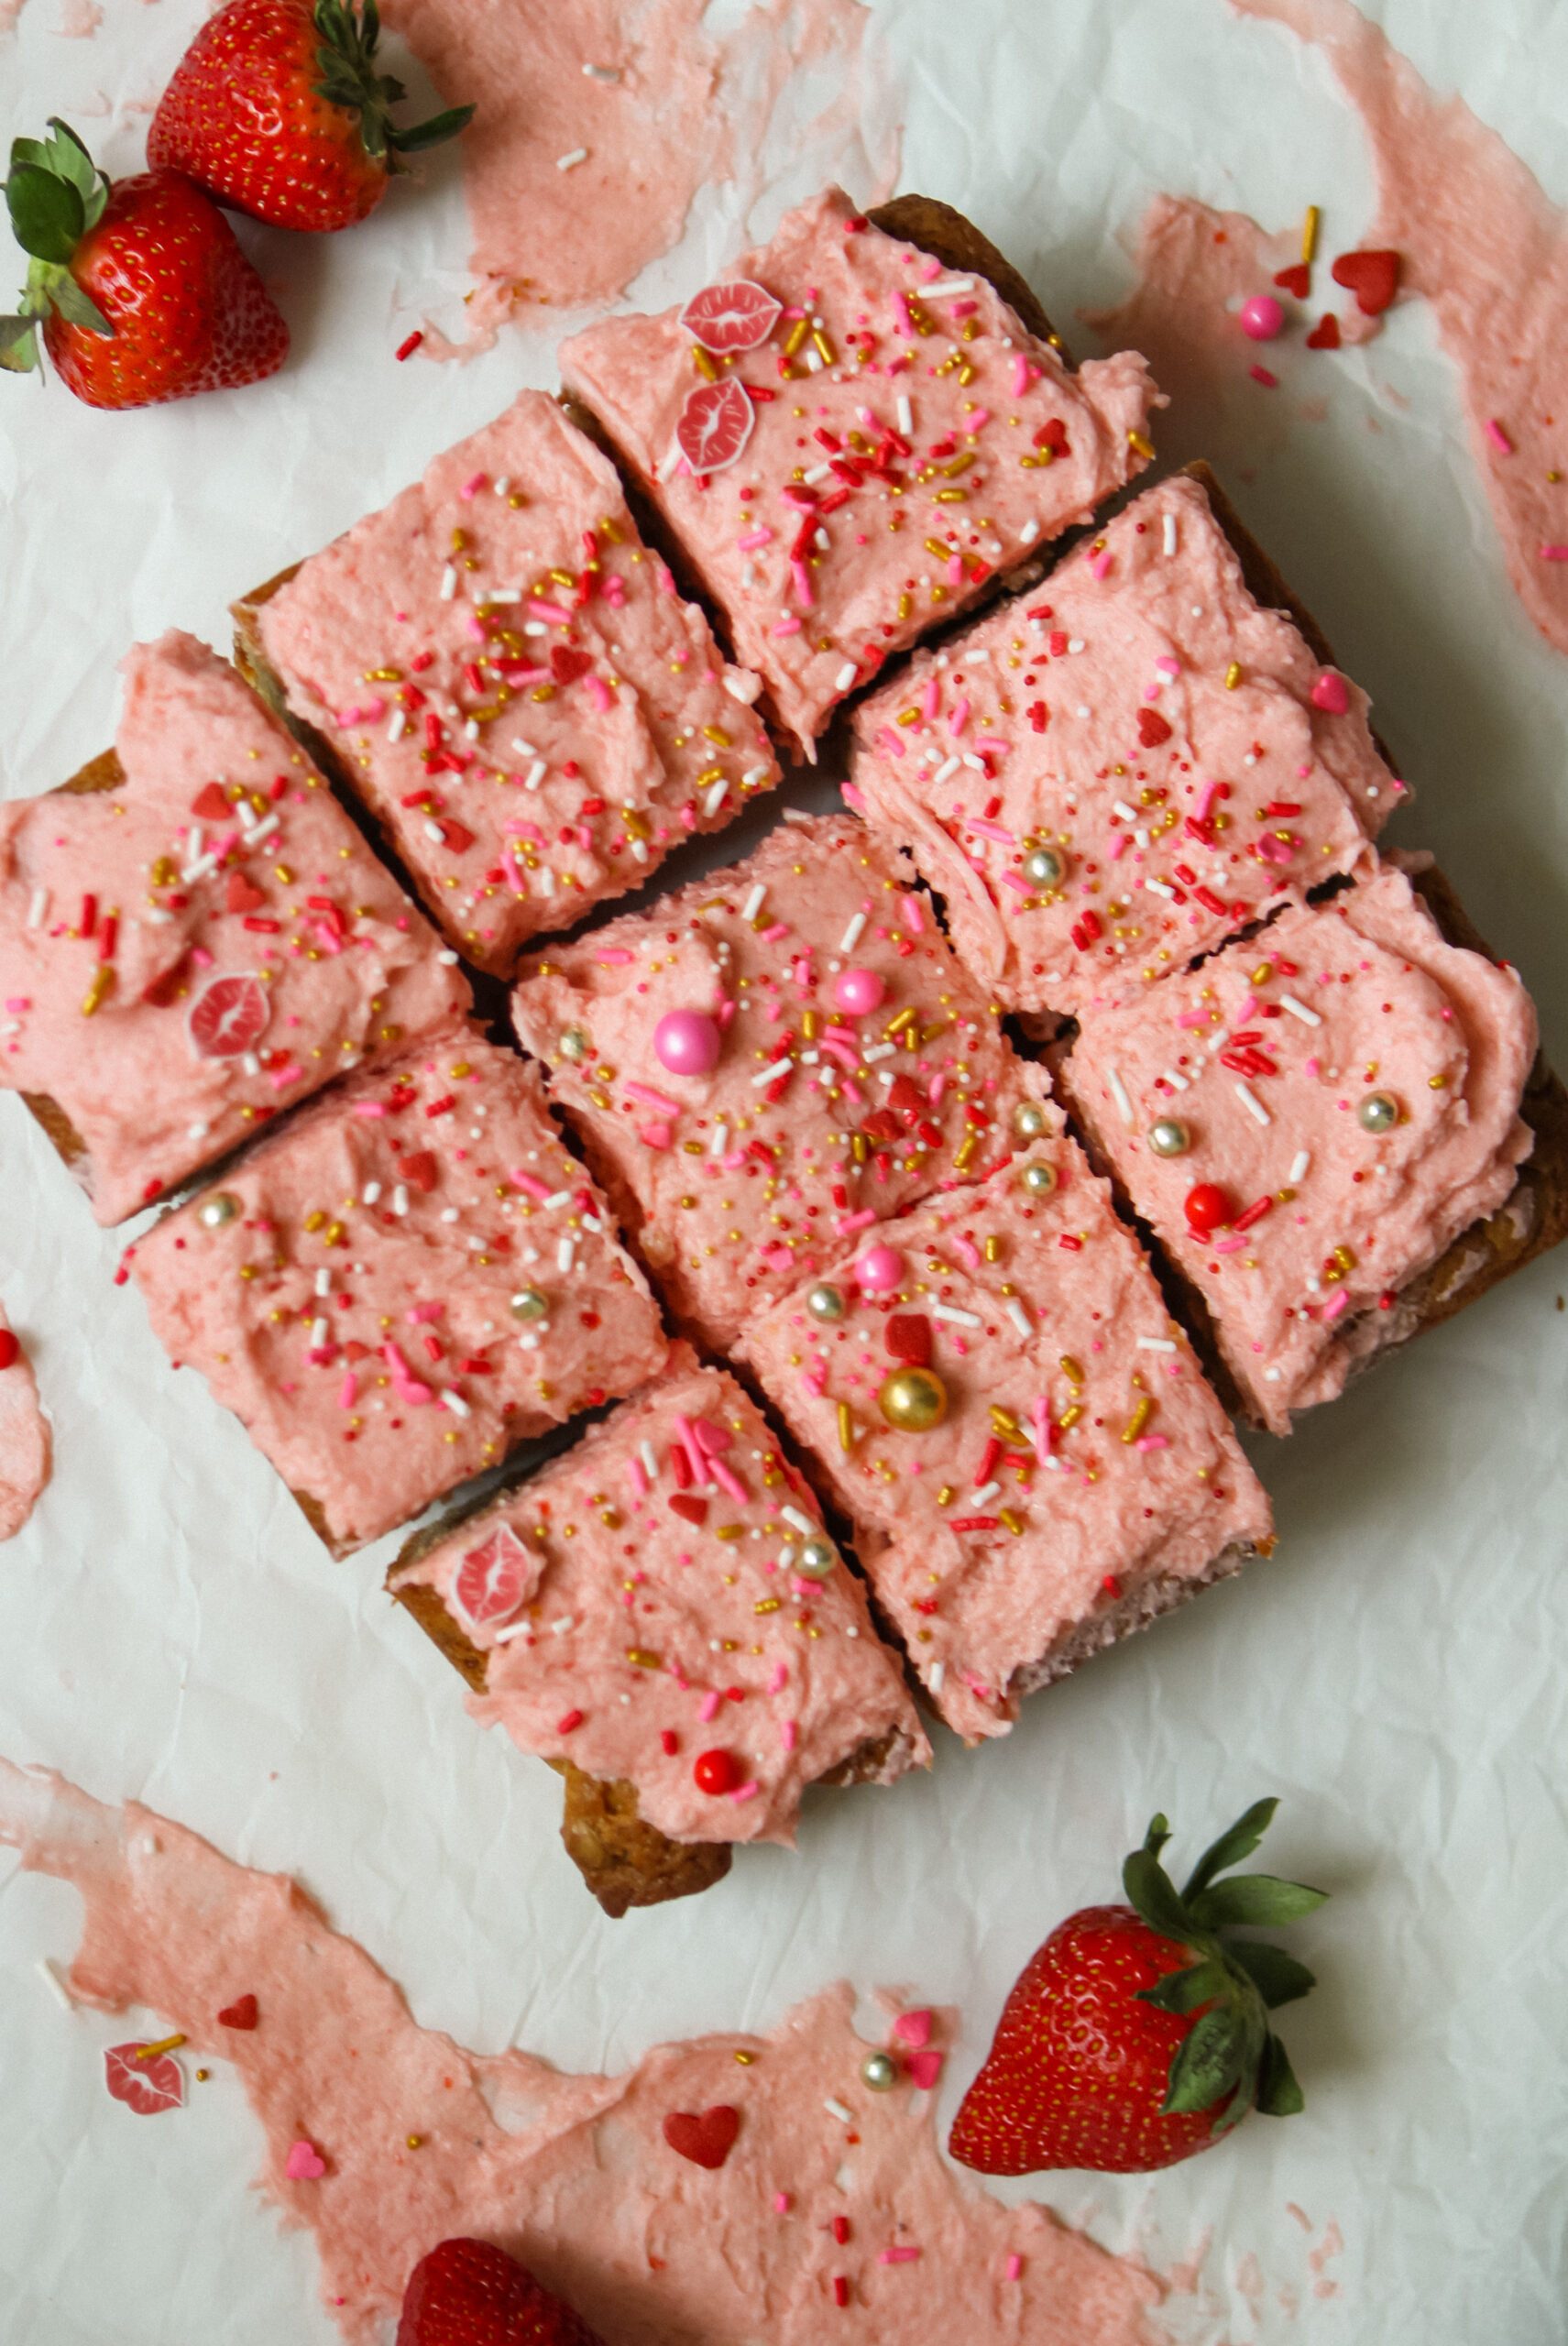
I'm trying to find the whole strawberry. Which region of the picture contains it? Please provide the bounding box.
[949,1799,1326,2175]
[397,2237,606,2346]
[1,120,288,408]
[149,0,474,234]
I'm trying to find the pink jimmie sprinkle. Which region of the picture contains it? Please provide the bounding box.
[780,1718,798,1752]
[879,2246,922,2265]
[699,1690,722,1724]
[738,526,774,551]
[773,616,804,636]
[710,1456,748,1504]
[1484,419,1514,454]
[459,471,488,499]
[899,892,925,934]
[336,1373,356,1409]
[628,1454,649,1499]
[791,560,815,608]
[512,1170,551,1200]
[729,1780,761,1803]
[1541,543,1568,561]
[1005,2254,1024,2283]
[531,600,574,625]
[767,1661,788,1694]
[1321,1288,1351,1321]
[624,1080,682,1113]
[352,1100,388,1117]
[1250,364,1278,388]
[584,674,613,713]
[774,2192,792,2215]
[1089,550,1113,581]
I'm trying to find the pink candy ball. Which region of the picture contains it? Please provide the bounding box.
[1239,294,1285,343]
[834,966,886,1017]
[856,1243,905,1296]
[653,1008,721,1077]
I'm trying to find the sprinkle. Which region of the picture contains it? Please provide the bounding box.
[1289,1150,1311,1183]
[922,276,976,299]
[1137,1335,1178,1353]
[741,882,767,924]
[439,1388,470,1418]
[1540,544,1568,561]
[932,1302,981,1327]
[394,330,423,362]
[825,2098,854,2123]
[556,147,589,170]
[880,2246,922,2265]
[838,1401,855,1453]
[1278,993,1321,1026]
[1301,203,1321,263]
[440,564,457,601]
[1234,1080,1271,1126]
[1004,1298,1032,1337]
[26,887,49,929]
[1484,418,1514,455]
[582,60,621,80]
[36,1957,72,2011]
[781,1505,815,1534]
[1106,1066,1135,1126]
[135,2034,186,2062]
[1005,2253,1024,2283]
[1162,510,1179,557]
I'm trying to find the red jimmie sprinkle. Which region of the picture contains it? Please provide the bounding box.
[394,329,423,361]
[556,1709,584,1735]
[833,2277,851,2308]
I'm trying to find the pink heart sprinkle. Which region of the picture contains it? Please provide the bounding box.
[1310,669,1350,716]
[285,2139,326,2181]
[893,2008,934,2049]
[908,2048,945,2091]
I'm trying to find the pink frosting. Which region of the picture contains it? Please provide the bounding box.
[560,186,1160,750]
[396,1344,928,1845]
[0,633,469,1223]
[127,1027,667,1548]
[257,393,779,977]
[736,1134,1272,1743]
[850,474,1398,1021]
[0,1306,49,1540]
[380,0,892,336]
[510,815,1055,1352]
[0,1758,1165,2345]
[1234,0,1568,660]
[1062,862,1537,1433]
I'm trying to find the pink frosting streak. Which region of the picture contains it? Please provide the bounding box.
[0,1758,1165,2345]
[0,1307,49,1540]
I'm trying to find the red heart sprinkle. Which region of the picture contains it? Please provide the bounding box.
[663,2105,740,2169]
[1330,248,1399,315]
[1136,707,1172,747]
[400,1150,439,1193]
[1272,262,1310,300]
[550,645,594,686]
[191,783,231,823]
[887,1075,927,1125]
[1306,312,1342,351]
[668,1493,709,1527]
[225,872,266,915]
[218,1993,258,2030]
[885,1314,933,1368]
[859,1108,902,1144]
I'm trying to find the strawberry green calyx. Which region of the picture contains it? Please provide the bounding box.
[311,0,474,170]
[1124,1797,1326,2133]
[1,120,114,376]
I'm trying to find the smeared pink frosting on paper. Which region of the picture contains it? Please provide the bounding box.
[0,1758,1166,2345]
[383,0,895,337]
[1062,861,1537,1434]
[1086,194,1378,454]
[0,1307,49,1540]
[1231,0,1568,656]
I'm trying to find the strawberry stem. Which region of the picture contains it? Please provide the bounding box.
[2,120,114,378]
[310,0,474,171]
[1123,1800,1327,2130]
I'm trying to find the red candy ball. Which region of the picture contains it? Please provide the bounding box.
[694,1749,740,1796]
[1183,1182,1233,1235]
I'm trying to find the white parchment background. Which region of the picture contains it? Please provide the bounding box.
[2,3,1566,2341]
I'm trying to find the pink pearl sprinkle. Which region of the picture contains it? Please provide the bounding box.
[1239,294,1285,341]
[856,1242,904,1295]
[834,967,885,1016]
